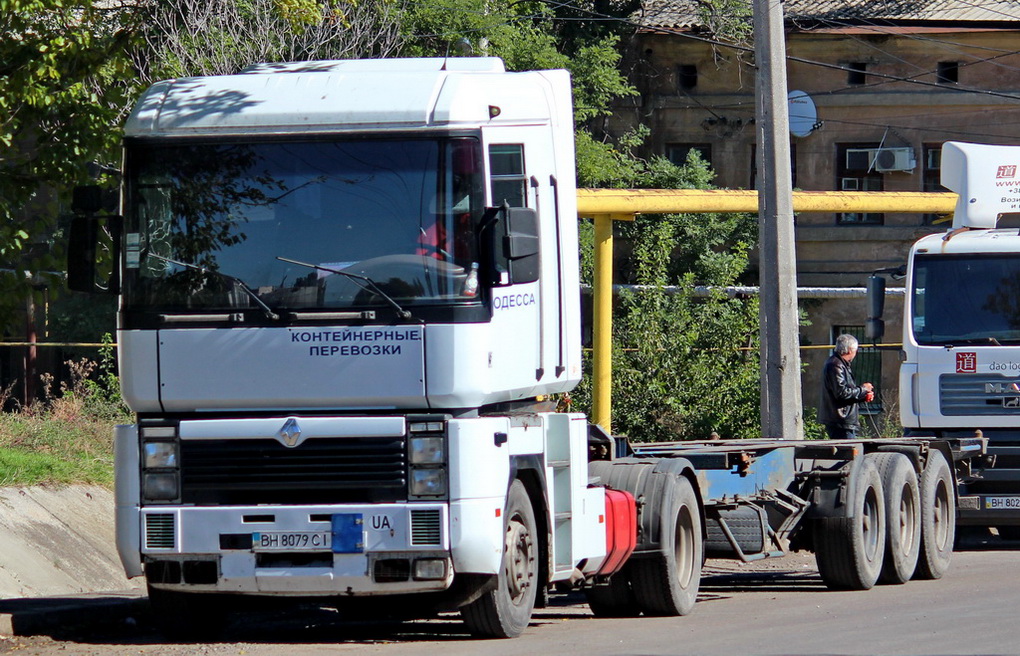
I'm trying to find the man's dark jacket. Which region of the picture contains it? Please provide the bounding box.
[819,353,869,429]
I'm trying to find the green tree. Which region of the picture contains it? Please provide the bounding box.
[0,1,135,334]
[398,0,636,128]
[572,150,762,441]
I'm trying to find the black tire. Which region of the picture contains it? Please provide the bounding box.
[147,585,226,641]
[629,475,703,616]
[813,458,886,590]
[584,566,640,618]
[870,453,921,585]
[461,480,538,638]
[914,450,956,580]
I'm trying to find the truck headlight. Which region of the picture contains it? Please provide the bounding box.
[141,425,180,503]
[409,437,444,465]
[407,420,447,498]
[143,472,179,501]
[143,441,178,468]
[413,558,448,580]
[409,468,447,496]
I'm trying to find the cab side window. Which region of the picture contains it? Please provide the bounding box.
[489,144,527,207]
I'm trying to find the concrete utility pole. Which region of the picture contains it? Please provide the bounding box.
[753,0,804,439]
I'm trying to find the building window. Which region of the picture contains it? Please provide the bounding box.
[832,325,882,415]
[922,144,947,225]
[677,64,698,91]
[489,144,527,207]
[847,62,868,85]
[937,61,959,85]
[837,143,883,225]
[667,143,711,167]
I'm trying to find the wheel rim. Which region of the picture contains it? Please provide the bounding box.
[863,487,881,560]
[933,479,950,550]
[674,505,695,588]
[898,483,917,553]
[504,513,535,605]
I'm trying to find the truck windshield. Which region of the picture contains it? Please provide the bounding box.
[121,137,483,314]
[912,254,1020,345]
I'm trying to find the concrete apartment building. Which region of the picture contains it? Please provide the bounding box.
[614,0,1020,425]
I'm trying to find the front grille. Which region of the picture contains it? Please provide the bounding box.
[145,513,176,549]
[940,374,1020,416]
[180,436,406,505]
[411,509,442,545]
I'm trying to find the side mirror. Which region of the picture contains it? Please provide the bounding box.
[67,214,122,294]
[66,215,98,292]
[482,205,540,286]
[68,184,122,294]
[865,274,885,341]
[72,185,118,214]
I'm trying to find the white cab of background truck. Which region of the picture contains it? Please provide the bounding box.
[900,141,1020,531]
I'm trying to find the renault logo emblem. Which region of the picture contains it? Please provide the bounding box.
[278,418,302,448]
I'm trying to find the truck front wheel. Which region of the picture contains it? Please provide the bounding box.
[461,480,538,638]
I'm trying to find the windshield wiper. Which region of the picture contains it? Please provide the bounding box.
[945,337,1003,347]
[275,256,412,320]
[149,253,280,321]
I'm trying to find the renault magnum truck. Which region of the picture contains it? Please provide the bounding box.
[68,58,983,639]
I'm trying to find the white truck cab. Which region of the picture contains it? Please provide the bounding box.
[896,142,1020,531]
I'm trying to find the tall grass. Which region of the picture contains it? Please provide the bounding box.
[0,341,128,487]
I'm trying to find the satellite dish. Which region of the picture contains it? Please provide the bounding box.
[788,90,817,138]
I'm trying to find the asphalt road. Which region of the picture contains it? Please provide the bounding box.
[2,530,1018,656]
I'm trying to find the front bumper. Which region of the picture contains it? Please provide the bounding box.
[958,493,1020,526]
[137,503,453,595]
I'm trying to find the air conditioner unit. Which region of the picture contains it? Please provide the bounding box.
[874,147,917,172]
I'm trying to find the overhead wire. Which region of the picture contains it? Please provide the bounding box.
[397,0,1020,134]
[610,0,1020,141]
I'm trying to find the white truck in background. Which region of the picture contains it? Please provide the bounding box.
[68,58,984,640]
[869,141,1020,538]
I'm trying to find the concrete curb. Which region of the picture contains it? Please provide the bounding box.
[0,592,147,636]
[0,486,141,599]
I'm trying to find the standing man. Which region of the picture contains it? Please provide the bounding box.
[819,334,875,439]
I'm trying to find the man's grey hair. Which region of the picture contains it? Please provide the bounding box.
[834,334,859,356]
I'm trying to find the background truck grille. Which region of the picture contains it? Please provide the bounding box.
[940,374,1020,416]
[180,437,407,505]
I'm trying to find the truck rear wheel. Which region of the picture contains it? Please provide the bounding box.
[914,450,955,580]
[813,458,886,590]
[584,566,640,617]
[871,453,921,585]
[461,480,538,638]
[629,475,702,616]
